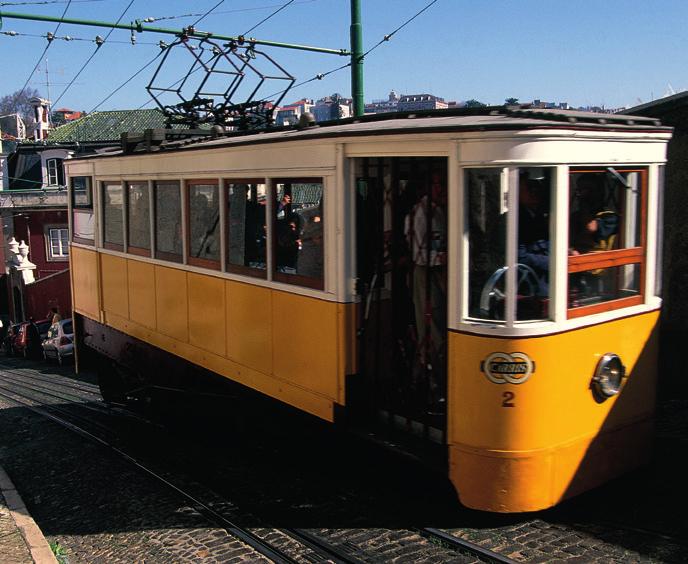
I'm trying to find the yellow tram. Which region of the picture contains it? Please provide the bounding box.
[66,107,670,512]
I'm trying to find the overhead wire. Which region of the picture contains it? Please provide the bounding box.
[0,29,159,44]
[258,0,441,107]
[0,0,101,5]
[243,0,294,36]
[15,0,72,101]
[191,0,226,27]
[89,48,164,112]
[51,0,136,108]
[361,0,439,59]
[140,1,316,24]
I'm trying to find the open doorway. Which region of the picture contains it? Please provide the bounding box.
[354,157,448,443]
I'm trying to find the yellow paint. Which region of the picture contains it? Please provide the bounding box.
[154,265,188,342]
[272,290,340,402]
[448,310,659,512]
[70,247,99,319]
[226,280,273,376]
[187,272,226,357]
[106,310,334,421]
[100,254,128,319]
[127,260,156,329]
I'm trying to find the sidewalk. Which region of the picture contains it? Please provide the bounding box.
[0,466,57,564]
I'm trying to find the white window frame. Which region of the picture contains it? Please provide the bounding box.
[46,226,69,261]
[46,158,61,186]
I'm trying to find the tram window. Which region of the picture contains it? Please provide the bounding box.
[102,182,124,250]
[273,178,324,290]
[568,168,646,317]
[226,181,267,276]
[154,181,182,262]
[71,176,94,245]
[656,165,665,297]
[187,181,221,269]
[126,181,151,256]
[467,169,506,320]
[569,264,640,308]
[517,167,553,321]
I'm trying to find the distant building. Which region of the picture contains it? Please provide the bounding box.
[397,94,448,112]
[51,108,83,126]
[30,97,52,141]
[365,90,401,114]
[274,99,313,126]
[312,94,352,122]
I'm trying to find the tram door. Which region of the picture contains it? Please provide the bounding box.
[355,157,448,442]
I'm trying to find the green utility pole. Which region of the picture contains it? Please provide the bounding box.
[350,0,364,117]
[0,11,350,56]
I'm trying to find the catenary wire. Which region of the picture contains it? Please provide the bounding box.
[51,0,136,108]
[361,0,439,59]
[89,49,164,112]
[191,0,226,27]
[243,0,294,36]
[258,0,441,107]
[141,1,316,24]
[0,0,101,5]
[0,30,158,44]
[15,0,72,101]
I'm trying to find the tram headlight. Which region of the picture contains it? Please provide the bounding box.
[591,353,626,399]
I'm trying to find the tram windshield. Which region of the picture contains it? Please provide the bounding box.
[467,165,647,325]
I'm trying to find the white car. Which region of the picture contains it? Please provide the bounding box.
[42,319,74,366]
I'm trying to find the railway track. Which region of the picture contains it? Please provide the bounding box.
[0,366,518,564]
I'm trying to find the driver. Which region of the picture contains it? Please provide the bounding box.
[517,173,550,297]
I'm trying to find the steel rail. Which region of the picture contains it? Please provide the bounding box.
[0,385,376,564]
[0,10,351,55]
[284,528,365,564]
[421,528,519,564]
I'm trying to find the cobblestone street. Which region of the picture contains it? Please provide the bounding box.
[0,358,686,563]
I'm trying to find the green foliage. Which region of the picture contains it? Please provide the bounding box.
[464,99,487,108]
[0,87,41,123]
[49,540,68,564]
[505,97,520,105]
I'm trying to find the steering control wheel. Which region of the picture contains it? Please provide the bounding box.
[479,263,539,319]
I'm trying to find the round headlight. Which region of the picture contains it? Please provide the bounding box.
[592,353,626,399]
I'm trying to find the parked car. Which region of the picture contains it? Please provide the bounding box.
[3,323,22,356]
[42,319,74,365]
[14,319,52,358]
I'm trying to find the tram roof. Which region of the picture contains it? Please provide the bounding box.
[73,106,671,160]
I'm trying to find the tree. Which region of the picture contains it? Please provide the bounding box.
[464,99,487,108]
[505,97,519,106]
[0,87,41,131]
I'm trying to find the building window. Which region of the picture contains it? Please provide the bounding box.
[273,178,324,290]
[187,181,220,270]
[47,227,69,260]
[226,180,267,277]
[46,158,63,186]
[154,181,182,262]
[71,176,94,245]
[567,168,646,317]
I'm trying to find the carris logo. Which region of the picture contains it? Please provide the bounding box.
[481,352,535,385]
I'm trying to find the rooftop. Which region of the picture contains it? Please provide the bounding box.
[47,109,173,143]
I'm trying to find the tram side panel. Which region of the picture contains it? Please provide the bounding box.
[71,246,353,422]
[448,311,659,512]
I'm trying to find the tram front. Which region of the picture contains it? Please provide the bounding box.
[450,121,669,512]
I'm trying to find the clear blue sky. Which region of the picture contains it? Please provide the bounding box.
[1,0,686,112]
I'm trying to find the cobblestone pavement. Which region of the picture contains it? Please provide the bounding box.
[0,358,686,563]
[0,492,33,564]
